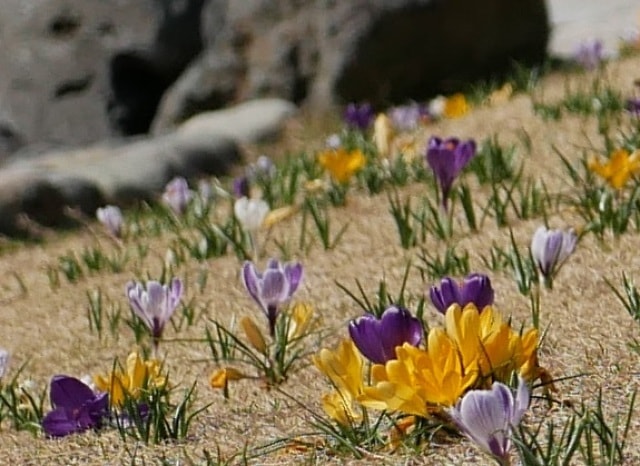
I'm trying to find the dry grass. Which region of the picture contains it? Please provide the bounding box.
[1,56,640,465]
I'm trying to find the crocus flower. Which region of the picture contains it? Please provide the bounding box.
[126,278,183,350]
[42,375,108,437]
[448,377,530,465]
[94,352,166,408]
[425,136,477,209]
[443,93,470,119]
[232,176,251,198]
[530,226,577,288]
[317,147,367,184]
[388,102,428,132]
[373,113,393,157]
[588,148,640,189]
[242,259,303,336]
[626,97,640,116]
[234,197,270,231]
[0,348,9,379]
[574,39,604,71]
[96,205,124,238]
[348,305,423,364]
[359,331,478,416]
[344,102,374,130]
[429,273,494,314]
[247,155,276,181]
[162,176,193,215]
[313,339,364,425]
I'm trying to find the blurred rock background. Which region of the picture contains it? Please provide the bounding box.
[0,0,635,236]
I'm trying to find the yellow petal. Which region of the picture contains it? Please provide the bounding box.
[287,302,314,340]
[373,113,394,158]
[240,316,268,354]
[262,205,299,228]
[209,367,246,389]
[444,93,470,118]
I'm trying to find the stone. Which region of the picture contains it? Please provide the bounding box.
[170,98,297,143]
[156,0,549,123]
[0,168,67,236]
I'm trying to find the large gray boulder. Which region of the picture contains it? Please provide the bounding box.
[153,0,550,129]
[0,0,207,152]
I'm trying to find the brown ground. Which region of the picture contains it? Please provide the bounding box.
[1,55,640,465]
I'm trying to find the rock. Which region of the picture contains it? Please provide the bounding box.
[156,0,549,123]
[4,129,241,206]
[0,168,67,236]
[107,0,208,136]
[0,0,209,149]
[171,98,297,143]
[0,0,157,147]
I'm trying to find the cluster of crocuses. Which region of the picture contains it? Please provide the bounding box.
[315,272,543,464]
[41,278,179,437]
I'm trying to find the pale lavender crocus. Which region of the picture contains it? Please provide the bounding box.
[348,305,423,364]
[530,226,577,289]
[96,205,124,238]
[162,177,193,215]
[344,102,375,130]
[425,136,476,210]
[126,278,183,350]
[429,273,495,314]
[242,259,303,336]
[448,377,530,466]
[0,348,9,379]
[574,39,604,71]
[388,102,429,131]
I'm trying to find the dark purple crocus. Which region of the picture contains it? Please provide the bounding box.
[425,136,476,210]
[348,305,423,364]
[242,259,303,336]
[233,176,251,198]
[42,375,108,438]
[344,102,375,131]
[429,273,494,314]
[626,97,640,117]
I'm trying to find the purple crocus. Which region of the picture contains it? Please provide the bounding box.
[126,278,183,350]
[344,102,375,131]
[232,176,251,198]
[626,97,640,117]
[348,305,423,364]
[42,375,108,438]
[425,136,476,210]
[448,377,530,465]
[96,205,124,238]
[574,39,604,71]
[162,176,193,215]
[530,226,577,288]
[429,273,494,314]
[242,259,303,336]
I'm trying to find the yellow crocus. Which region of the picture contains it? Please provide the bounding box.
[209,367,247,389]
[286,302,314,340]
[588,149,640,189]
[359,330,477,417]
[317,148,366,184]
[240,316,267,354]
[313,339,364,425]
[94,352,167,407]
[444,93,470,119]
[445,304,540,384]
[373,113,394,158]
